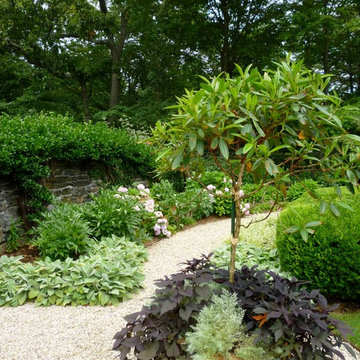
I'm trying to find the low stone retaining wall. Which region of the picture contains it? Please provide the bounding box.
[0,162,102,245]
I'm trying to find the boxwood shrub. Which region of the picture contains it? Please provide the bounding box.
[276,187,360,300]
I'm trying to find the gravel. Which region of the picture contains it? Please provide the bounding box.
[0,215,358,360]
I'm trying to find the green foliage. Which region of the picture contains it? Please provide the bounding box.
[0,113,155,216]
[286,179,319,202]
[213,243,283,275]
[0,235,147,306]
[82,189,150,243]
[151,180,213,229]
[185,291,245,360]
[32,203,92,261]
[5,219,24,252]
[276,187,360,300]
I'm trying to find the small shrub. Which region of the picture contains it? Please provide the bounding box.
[286,179,319,202]
[0,235,147,306]
[5,219,24,252]
[82,189,148,243]
[32,203,92,261]
[276,187,360,300]
[185,290,245,360]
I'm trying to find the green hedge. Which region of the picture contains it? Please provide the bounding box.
[0,113,155,214]
[0,235,147,306]
[276,187,360,300]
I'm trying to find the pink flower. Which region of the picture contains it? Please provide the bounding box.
[154,211,163,218]
[144,199,155,212]
[224,187,229,192]
[153,224,161,231]
[154,229,161,236]
[117,186,128,193]
[223,177,227,183]
[163,230,172,238]
[245,210,250,216]
[137,184,145,190]
[157,218,168,224]
[238,190,244,197]
[207,184,216,191]
[244,203,251,210]
[208,193,214,198]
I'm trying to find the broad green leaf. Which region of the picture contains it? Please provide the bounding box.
[300,228,308,241]
[305,221,323,228]
[211,137,219,149]
[219,138,229,160]
[329,203,340,217]
[243,143,253,154]
[189,134,197,151]
[284,226,299,234]
[337,202,354,212]
[172,149,184,169]
[319,200,328,214]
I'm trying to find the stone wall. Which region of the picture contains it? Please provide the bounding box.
[0,179,18,244]
[0,162,102,245]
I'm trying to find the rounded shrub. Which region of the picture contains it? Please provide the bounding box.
[276,187,360,300]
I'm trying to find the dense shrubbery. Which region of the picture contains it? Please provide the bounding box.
[0,113,155,215]
[286,179,319,202]
[113,256,353,360]
[0,236,147,306]
[276,187,360,300]
[151,180,213,228]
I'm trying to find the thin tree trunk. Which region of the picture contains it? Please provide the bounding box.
[79,77,90,122]
[229,194,242,283]
[108,11,128,109]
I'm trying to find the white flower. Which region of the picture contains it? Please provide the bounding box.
[137,184,145,190]
[229,179,233,184]
[163,230,172,238]
[244,210,250,216]
[207,184,216,191]
[209,193,214,198]
[144,199,155,212]
[215,190,223,196]
[133,205,140,211]
[224,187,229,192]
[238,190,244,197]
[223,177,227,183]
[117,186,128,193]
[157,218,168,224]
[114,194,121,198]
[154,211,163,218]
[153,224,161,231]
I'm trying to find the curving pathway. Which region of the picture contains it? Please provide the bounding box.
[0,214,358,360]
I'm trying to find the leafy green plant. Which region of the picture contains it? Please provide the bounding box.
[82,189,147,243]
[185,290,245,360]
[5,219,24,252]
[276,187,360,300]
[32,203,92,261]
[0,235,147,306]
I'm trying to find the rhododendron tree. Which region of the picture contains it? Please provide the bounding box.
[150,57,360,282]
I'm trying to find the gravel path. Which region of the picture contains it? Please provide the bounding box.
[0,217,232,360]
[0,215,358,360]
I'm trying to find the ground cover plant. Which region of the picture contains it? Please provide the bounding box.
[276,187,360,301]
[113,255,354,360]
[0,235,147,306]
[150,57,360,282]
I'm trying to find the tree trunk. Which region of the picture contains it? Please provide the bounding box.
[79,77,90,122]
[229,194,242,283]
[108,11,128,109]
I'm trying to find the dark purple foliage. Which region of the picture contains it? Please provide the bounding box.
[113,255,354,360]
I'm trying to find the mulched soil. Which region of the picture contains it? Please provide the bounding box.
[4,243,39,263]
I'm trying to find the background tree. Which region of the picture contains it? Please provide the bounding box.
[150,57,360,282]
